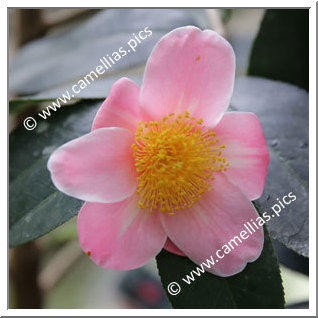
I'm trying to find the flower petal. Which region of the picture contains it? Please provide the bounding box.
[92,77,142,132]
[77,195,167,270]
[214,112,269,200]
[48,127,137,203]
[164,238,185,256]
[140,26,235,126]
[160,173,264,277]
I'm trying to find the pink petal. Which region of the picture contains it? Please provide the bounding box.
[160,173,264,277]
[164,238,185,256]
[140,26,235,127]
[92,77,143,132]
[214,112,269,200]
[77,195,166,270]
[48,127,137,203]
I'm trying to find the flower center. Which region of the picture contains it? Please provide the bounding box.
[131,112,229,215]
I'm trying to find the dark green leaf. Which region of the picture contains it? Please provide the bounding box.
[156,223,284,309]
[9,99,102,246]
[9,99,42,114]
[248,9,309,90]
[231,77,308,256]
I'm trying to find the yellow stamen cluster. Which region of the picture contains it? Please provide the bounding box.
[131,112,229,215]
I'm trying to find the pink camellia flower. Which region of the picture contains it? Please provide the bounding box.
[48,26,269,277]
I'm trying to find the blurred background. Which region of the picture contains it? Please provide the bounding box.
[9,8,309,309]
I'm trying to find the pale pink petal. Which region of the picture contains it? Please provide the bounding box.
[48,127,137,203]
[160,173,264,277]
[140,26,235,127]
[214,112,269,200]
[77,195,166,270]
[164,238,185,256]
[92,77,143,132]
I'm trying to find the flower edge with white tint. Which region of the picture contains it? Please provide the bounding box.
[48,26,269,277]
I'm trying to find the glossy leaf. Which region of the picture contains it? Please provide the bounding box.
[156,223,285,309]
[9,100,102,246]
[248,9,309,90]
[231,77,308,256]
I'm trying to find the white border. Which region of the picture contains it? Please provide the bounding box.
[3,0,317,8]
[4,1,316,316]
[308,1,316,316]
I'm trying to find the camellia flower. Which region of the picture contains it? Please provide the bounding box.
[48,26,269,277]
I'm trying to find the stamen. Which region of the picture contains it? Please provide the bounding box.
[131,112,229,214]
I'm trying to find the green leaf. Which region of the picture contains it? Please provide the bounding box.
[231,77,308,257]
[9,99,41,114]
[248,9,309,90]
[9,99,102,247]
[156,223,285,309]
